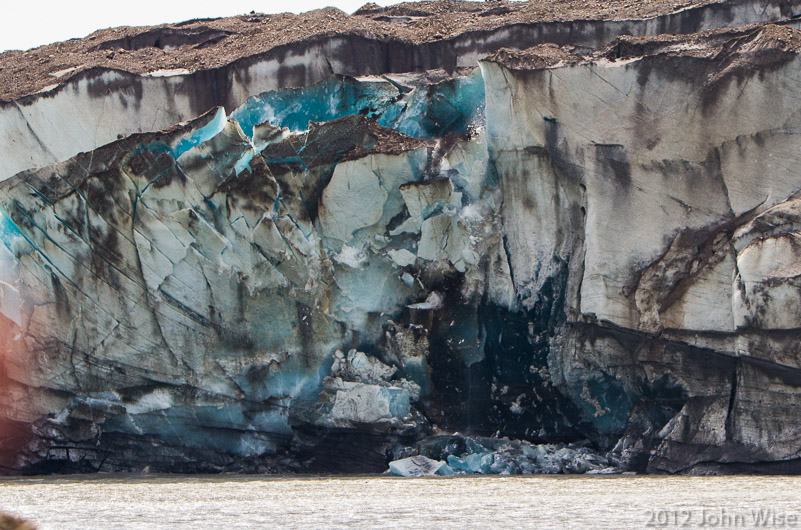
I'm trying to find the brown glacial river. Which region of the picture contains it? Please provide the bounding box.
[1,474,801,529]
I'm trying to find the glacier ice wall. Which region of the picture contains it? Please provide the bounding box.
[0,65,598,472]
[4,20,801,474]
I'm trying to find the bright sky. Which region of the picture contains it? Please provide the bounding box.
[0,0,414,53]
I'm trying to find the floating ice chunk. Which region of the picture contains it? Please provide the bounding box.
[401,272,415,287]
[388,456,451,477]
[586,467,622,475]
[447,452,494,474]
[437,463,455,475]
[387,248,416,267]
[413,434,616,475]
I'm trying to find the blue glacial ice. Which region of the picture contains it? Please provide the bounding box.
[232,70,485,140]
[381,68,486,138]
[0,208,23,325]
[231,75,400,137]
[171,107,229,159]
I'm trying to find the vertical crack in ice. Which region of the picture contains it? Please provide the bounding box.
[10,101,58,164]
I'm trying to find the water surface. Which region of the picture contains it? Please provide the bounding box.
[2,474,800,529]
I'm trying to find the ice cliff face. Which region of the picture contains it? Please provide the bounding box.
[1,0,798,182]
[3,1,801,474]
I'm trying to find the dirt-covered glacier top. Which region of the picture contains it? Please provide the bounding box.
[0,0,726,102]
[485,23,801,70]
